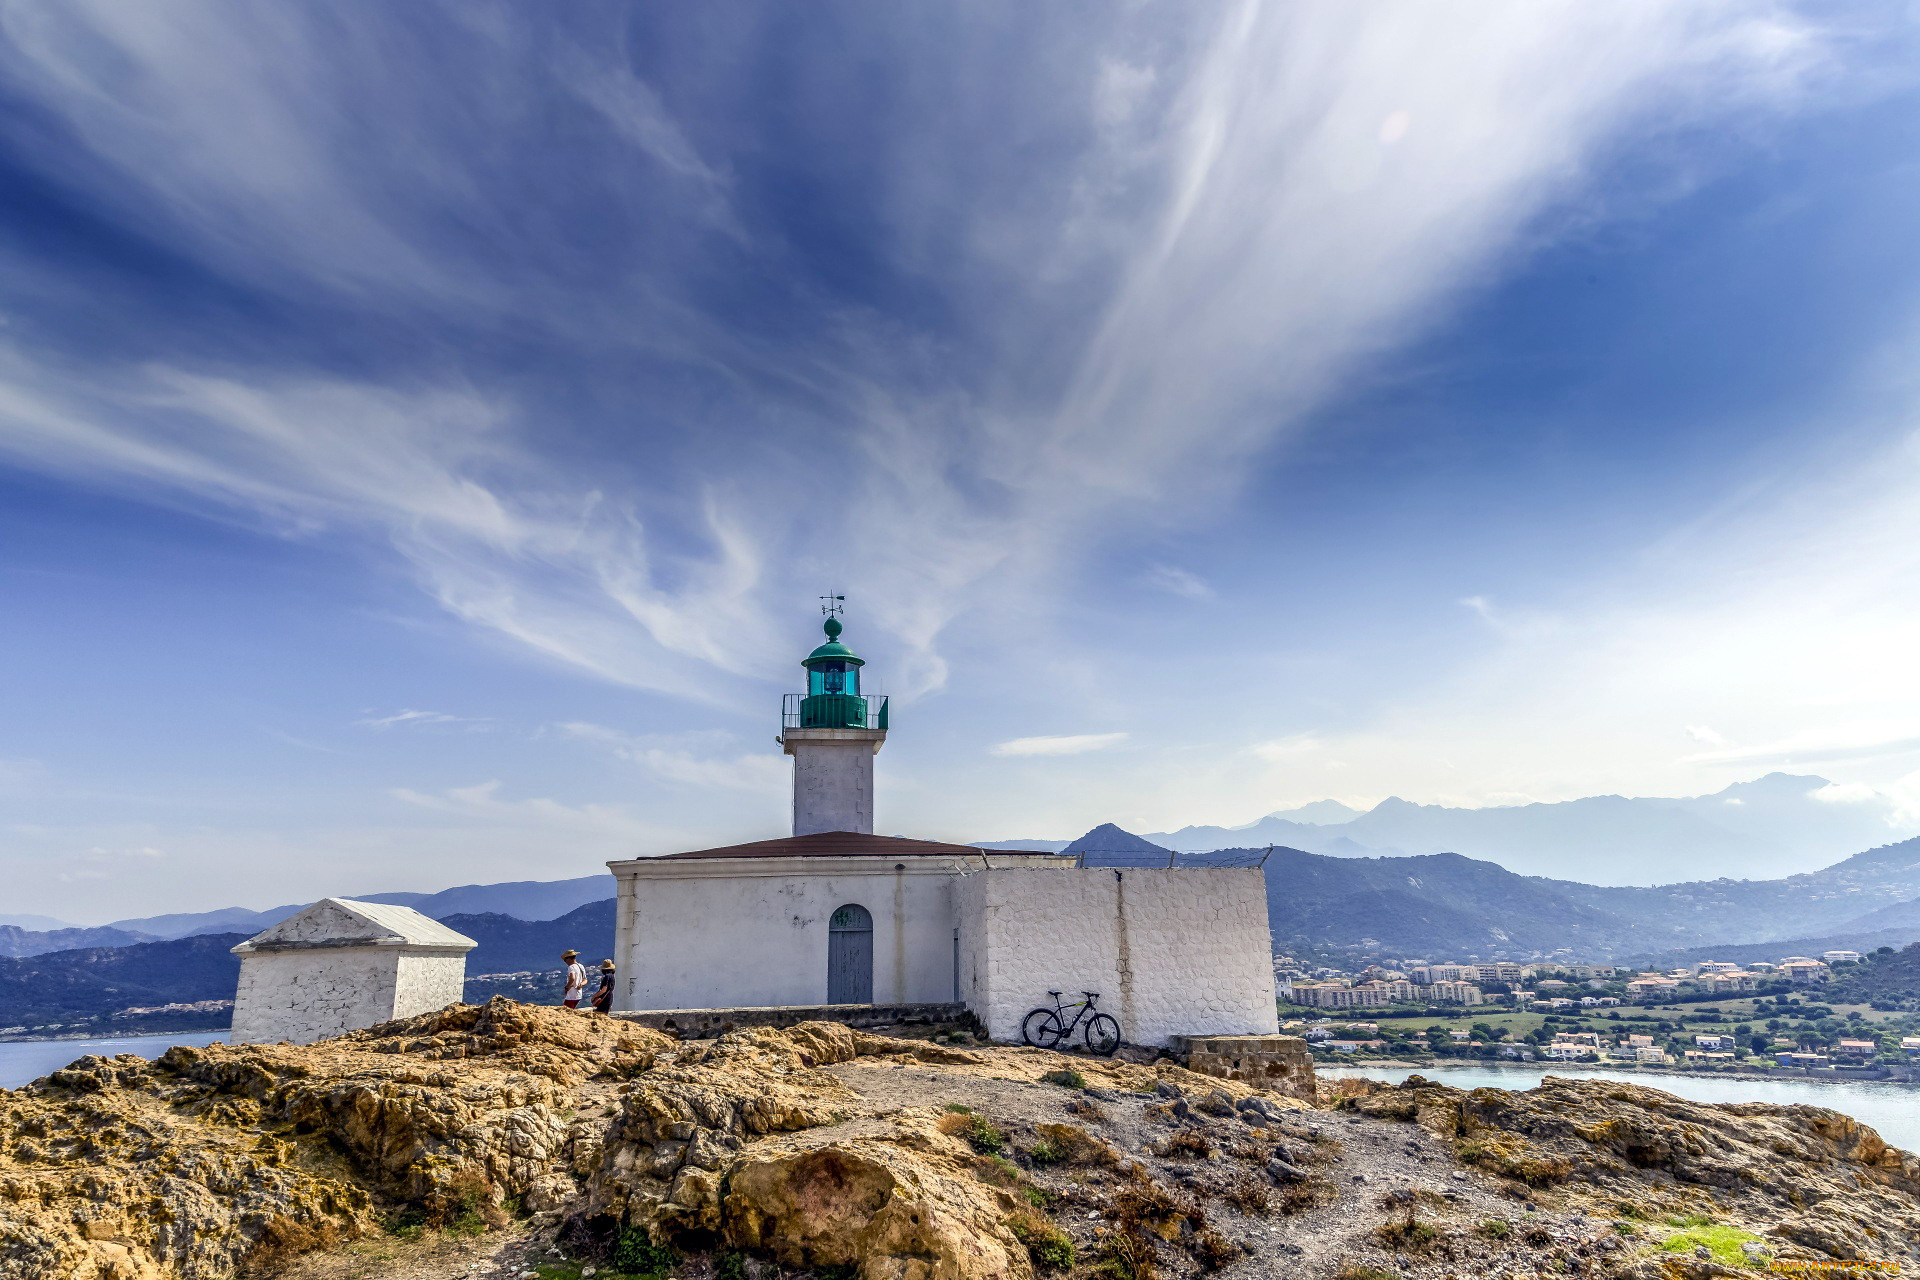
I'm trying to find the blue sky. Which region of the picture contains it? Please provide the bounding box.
[4,2,1920,921]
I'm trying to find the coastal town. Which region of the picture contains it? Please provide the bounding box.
[1275,947,1920,1076]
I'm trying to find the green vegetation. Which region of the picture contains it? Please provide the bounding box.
[1657,1221,1767,1264]
[1475,1218,1511,1239]
[1041,1068,1087,1090]
[1009,1213,1076,1270]
[1026,1136,1063,1165]
[380,1208,428,1241]
[961,1113,1006,1154]
[611,1227,678,1280]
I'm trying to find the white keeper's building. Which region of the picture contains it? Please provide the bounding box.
[609,613,1280,1047]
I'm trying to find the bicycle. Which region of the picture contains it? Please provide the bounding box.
[1020,990,1121,1056]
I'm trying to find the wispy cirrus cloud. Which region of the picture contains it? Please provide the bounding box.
[0,1,1826,712]
[356,709,490,732]
[1142,564,1213,600]
[553,721,785,795]
[993,732,1130,758]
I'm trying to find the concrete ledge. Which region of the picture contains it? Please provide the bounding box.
[1169,1033,1317,1100]
[612,1001,966,1040]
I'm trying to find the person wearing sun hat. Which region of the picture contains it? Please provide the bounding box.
[560,949,588,1009]
[591,959,617,1014]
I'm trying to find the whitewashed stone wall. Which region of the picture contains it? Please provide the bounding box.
[614,858,962,1010]
[230,948,468,1045]
[957,867,1279,1048]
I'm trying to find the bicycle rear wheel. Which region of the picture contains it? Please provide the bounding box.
[1084,1012,1121,1056]
[1022,1008,1067,1048]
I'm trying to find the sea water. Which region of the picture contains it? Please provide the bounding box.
[0,1031,229,1090]
[1321,1061,1920,1152]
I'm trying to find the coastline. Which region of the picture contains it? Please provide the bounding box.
[1319,1056,1920,1090]
[0,1024,230,1044]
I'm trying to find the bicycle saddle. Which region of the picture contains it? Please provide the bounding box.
[1047,989,1062,997]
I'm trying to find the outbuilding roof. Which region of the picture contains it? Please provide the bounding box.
[652,831,1055,860]
[232,897,477,954]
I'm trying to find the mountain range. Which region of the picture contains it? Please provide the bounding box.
[986,774,1917,886]
[1057,822,1920,963]
[16,825,1920,1037]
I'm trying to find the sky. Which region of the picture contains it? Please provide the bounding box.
[4,2,1920,922]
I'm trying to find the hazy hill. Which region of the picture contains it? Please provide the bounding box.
[1077,843,1686,959]
[0,899,619,1036]
[108,874,617,941]
[1065,824,1920,962]
[1063,823,1173,862]
[1127,774,1920,886]
[0,934,247,1033]
[0,923,157,959]
[441,899,617,976]
[1827,943,1920,1008]
[0,914,74,931]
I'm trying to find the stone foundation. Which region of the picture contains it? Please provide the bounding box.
[1169,1033,1317,1101]
[612,1001,966,1040]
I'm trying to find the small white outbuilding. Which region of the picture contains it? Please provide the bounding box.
[229,898,477,1045]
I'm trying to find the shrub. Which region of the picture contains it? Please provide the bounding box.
[1274,1178,1337,1215]
[1093,1229,1155,1280]
[611,1226,678,1280]
[1190,1228,1239,1271]
[381,1207,428,1241]
[1222,1179,1270,1216]
[973,1153,1023,1186]
[1027,1137,1063,1166]
[965,1114,1007,1154]
[715,1252,749,1280]
[1042,1068,1087,1090]
[1374,1212,1438,1253]
[938,1109,1006,1153]
[1476,1218,1511,1239]
[1035,1122,1120,1167]
[1009,1213,1076,1271]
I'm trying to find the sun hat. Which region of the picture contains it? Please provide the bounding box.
[561,949,578,959]
[600,959,616,971]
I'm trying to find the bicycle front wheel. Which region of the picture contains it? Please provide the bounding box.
[1084,1012,1121,1056]
[1022,1008,1067,1048]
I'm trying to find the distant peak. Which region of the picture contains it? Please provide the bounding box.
[1063,823,1171,855]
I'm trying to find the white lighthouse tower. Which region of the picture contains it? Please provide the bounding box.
[777,601,887,835]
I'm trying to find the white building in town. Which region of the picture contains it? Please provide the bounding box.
[608,609,1281,1046]
[230,898,476,1045]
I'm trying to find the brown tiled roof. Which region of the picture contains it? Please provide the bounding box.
[652,831,1051,860]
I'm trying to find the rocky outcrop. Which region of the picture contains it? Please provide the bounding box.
[10,1006,1920,1280]
[0,999,667,1279]
[1341,1072,1920,1263]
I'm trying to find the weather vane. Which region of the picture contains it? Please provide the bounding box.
[820,593,845,618]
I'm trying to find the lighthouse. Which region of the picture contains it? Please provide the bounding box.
[778,606,888,836]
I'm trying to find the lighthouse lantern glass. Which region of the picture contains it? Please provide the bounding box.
[809,660,858,697]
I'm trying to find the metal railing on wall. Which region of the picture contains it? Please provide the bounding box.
[1067,845,1275,870]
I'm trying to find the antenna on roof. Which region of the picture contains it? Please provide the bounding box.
[820,593,846,617]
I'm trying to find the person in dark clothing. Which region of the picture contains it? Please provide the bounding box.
[591,959,616,1014]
